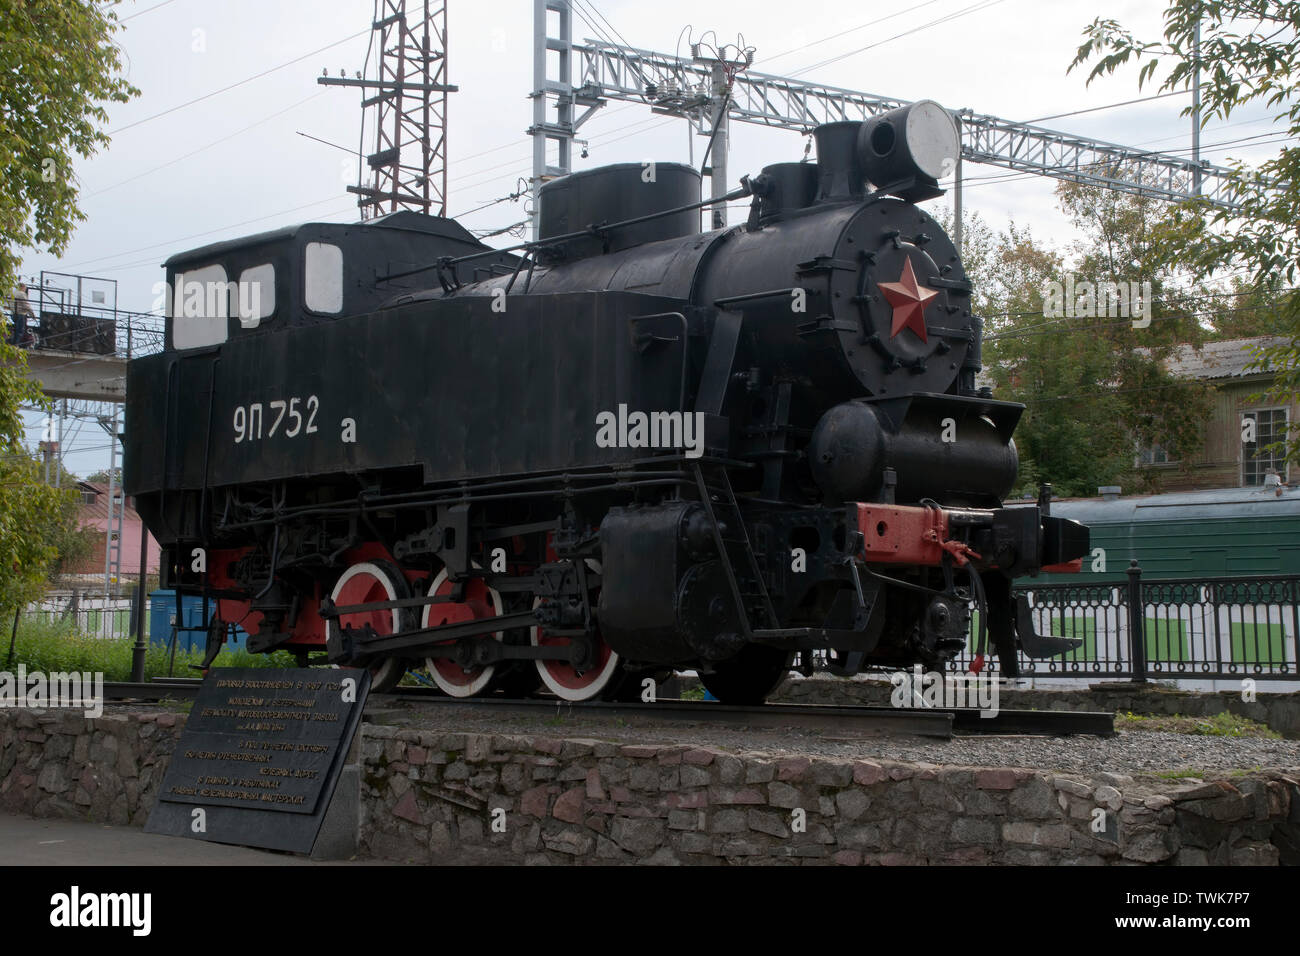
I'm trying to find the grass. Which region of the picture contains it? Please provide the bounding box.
[1153,765,1264,781]
[2,616,297,682]
[1154,768,1206,780]
[1116,710,1281,739]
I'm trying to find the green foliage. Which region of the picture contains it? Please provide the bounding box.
[0,1,137,613]
[950,190,1214,497]
[1072,0,1300,464]
[46,468,96,578]
[7,615,298,680]
[0,450,84,611]
[0,0,138,295]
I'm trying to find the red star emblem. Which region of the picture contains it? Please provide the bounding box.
[878,257,939,343]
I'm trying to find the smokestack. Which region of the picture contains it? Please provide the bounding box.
[813,121,867,202]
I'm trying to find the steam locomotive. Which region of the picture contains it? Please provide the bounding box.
[124,100,1089,704]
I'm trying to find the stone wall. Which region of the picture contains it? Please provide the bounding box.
[3,707,1298,865]
[0,709,182,826]
[771,677,1300,739]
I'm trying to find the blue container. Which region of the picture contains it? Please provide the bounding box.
[149,590,248,655]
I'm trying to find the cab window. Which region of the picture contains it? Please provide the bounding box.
[237,263,275,328]
[171,263,229,349]
[304,242,343,314]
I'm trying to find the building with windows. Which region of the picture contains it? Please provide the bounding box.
[60,480,162,582]
[1139,336,1296,490]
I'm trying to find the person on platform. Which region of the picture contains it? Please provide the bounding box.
[9,282,36,347]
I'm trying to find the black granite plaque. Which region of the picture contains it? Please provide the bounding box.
[145,667,370,854]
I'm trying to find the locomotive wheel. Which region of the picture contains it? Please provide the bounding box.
[329,560,412,693]
[366,657,412,694]
[530,560,623,702]
[698,644,794,706]
[422,565,504,698]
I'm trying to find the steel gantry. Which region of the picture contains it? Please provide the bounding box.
[322,0,457,219]
[528,9,1241,238]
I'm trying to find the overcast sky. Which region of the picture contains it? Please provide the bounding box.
[19,0,1284,474]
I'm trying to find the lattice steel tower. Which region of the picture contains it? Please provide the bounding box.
[321,1,457,219]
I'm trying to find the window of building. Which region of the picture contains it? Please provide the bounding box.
[171,263,229,349]
[236,263,275,328]
[1137,442,1176,466]
[304,243,343,314]
[1242,407,1289,486]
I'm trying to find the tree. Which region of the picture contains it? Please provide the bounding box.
[948,185,1214,497]
[0,1,137,612]
[1,0,138,296]
[1071,0,1300,464]
[0,452,85,610]
[44,462,98,579]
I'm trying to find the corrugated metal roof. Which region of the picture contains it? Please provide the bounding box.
[75,480,141,523]
[1047,483,1300,524]
[1162,336,1286,381]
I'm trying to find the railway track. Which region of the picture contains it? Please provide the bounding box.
[101,679,1115,739]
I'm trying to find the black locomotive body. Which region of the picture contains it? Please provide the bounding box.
[125,102,1089,703]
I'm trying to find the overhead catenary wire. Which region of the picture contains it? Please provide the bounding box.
[109,28,369,134]
[787,0,1009,77]
[120,0,178,23]
[86,92,327,198]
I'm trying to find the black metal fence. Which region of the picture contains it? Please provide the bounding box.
[951,561,1300,681]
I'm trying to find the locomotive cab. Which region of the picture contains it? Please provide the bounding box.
[163,211,513,351]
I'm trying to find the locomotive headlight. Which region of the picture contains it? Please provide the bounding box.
[858,100,961,201]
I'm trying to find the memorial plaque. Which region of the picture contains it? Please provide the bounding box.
[145,667,370,854]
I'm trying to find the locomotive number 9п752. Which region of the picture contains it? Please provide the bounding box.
[124,100,1089,703]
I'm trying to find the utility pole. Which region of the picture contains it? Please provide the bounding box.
[528,0,603,238]
[320,1,457,219]
[953,144,964,255]
[700,57,731,229]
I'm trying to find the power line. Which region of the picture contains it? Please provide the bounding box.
[788,0,1009,77]
[78,112,676,275]
[757,0,952,67]
[87,92,326,198]
[1022,90,1191,125]
[58,196,354,273]
[571,0,636,52]
[296,130,358,155]
[110,28,369,134]
[120,0,178,22]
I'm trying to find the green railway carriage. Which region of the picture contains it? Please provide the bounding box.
[1000,487,1300,676]
[1029,486,1300,583]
